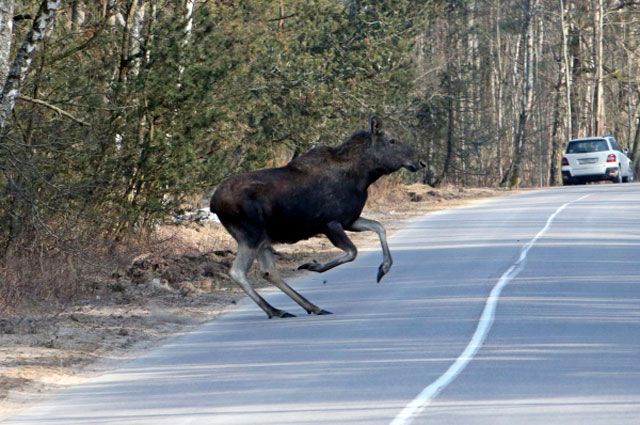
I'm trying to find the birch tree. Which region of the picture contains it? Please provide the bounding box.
[592,0,606,135]
[492,0,505,179]
[502,0,538,188]
[0,0,61,134]
[560,0,573,139]
[0,0,14,86]
[548,64,565,186]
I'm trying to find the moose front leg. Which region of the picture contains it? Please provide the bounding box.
[298,221,357,273]
[347,217,392,282]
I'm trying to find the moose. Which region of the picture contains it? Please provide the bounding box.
[210,116,425,318]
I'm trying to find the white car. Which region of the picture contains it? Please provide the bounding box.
[561,136,634,185]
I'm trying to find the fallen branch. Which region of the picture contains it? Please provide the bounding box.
[16,95,90,126]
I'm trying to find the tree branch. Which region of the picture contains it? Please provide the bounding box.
[16,95,89,126]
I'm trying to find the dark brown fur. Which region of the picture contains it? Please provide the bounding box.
[210,117,424,318]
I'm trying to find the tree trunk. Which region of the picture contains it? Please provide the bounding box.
[0,0,61,134]
[440,92,455,186]
[129,0,147,77]
[70,0,86,32]
[549,66,565,186]
[631,113,640,161]
[184,0,195,39]
[560,0,573,139]
[178,0,195,82]
[115,0,140,86]
[569,4,581,136]
[0,0,14,87]
[592,0,606,135]
[501,0,537,188]
[493,0,504,180]
[434,74,455,187]
[535,16,545,187]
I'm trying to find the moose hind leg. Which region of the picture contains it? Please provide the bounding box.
[258,247,332,316]
[348,217,392,282]
[298,221,357,273]
[230,243,295,319]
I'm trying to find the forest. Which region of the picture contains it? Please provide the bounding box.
[1,0,640,306]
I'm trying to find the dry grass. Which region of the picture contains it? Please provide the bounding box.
[1,244,107,315]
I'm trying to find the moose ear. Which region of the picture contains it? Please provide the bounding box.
[369,115,383,136]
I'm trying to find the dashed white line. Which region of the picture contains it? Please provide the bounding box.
[390,194,591,425]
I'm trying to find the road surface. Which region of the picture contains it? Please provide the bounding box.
[3,184,640,424]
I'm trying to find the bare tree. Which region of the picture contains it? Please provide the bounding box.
[434,73,456,187]
[502,0,538,188]
[492,0,505,180]
[549,64,565,186]
[593,0,606,135]
[560,0,573,139]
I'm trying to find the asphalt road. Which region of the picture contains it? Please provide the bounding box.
[4,184,640,425]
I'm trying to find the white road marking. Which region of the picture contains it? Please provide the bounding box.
[390,194,591,425]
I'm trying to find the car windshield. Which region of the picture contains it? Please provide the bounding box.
[566,139,609,154]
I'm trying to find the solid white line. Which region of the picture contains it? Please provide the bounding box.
[390,194,591,425]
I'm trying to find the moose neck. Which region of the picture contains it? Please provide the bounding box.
[333,134,393,192]
[352,157,394,192]
[366,164,390,187]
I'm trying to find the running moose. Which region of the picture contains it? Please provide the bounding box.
[210,116,425,318]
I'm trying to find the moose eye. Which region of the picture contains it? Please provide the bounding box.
[389,139,396,145]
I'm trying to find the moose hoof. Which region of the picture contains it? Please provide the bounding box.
[376,265,391,283]
[269,310,296,319]
[298,260,321,272]
[309,309,332,315]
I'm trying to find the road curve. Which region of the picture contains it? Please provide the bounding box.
[3,184,640,425]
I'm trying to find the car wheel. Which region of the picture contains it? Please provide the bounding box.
[614,168,623,184]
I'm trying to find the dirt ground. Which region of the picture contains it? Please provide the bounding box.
[0,183,506,420]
